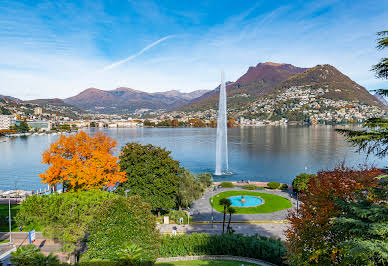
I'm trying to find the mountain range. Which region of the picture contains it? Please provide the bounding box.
[1,62,385,116]
[63,88,210,113]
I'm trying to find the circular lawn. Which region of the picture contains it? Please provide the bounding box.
[210,191,292,214]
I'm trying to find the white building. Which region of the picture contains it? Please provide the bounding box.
[0,115,16,130]
[34,107,43,115]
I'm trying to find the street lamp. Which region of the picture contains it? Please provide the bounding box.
[125,189,131,198]
[8,197,12,245]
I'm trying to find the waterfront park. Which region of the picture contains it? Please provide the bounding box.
[1,63,386,265]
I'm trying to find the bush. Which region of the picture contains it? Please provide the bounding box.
[292,173,316,193]
[16,191,119,252]
[169,210,188,224]
[81,196,160,264]
[267,182,280,189]
[198,173,213,187]
[280,184,289,190]
[11,245,61,265]
[219,181,234,188]
[160,233,285,265]
[242,184,257,190]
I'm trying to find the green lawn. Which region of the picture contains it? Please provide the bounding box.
[156,260,260,265]
[210,191,292,214]
[0,204,43,232]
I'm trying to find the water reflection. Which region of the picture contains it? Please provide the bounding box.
[0,126,383,191]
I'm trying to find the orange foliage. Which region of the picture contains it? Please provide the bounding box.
[39,131,127,192]
[286,165,382,264]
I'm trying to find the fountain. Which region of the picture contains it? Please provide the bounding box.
[215,71,230,175]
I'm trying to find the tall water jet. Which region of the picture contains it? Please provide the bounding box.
[215,71,229,175]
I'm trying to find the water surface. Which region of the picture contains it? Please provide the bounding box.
[0,126,384,191]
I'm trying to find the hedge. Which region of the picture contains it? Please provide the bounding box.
[159,233,286,265]
[267,182,280,189]
[242,184,257,190]
[219,182,234,188]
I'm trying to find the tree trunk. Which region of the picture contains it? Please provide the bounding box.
[228,212,232,231]
[222,206,226,233]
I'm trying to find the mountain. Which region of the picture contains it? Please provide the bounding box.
[0,95,22,103]
[182,62,383,112]
[374,92,388,106]
[64,87,210,113]
[278,64,382,106]
[182,62,308,111]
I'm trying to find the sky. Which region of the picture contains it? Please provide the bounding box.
[0,0,387,100]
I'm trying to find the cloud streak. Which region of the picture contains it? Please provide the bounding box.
[102,35,175,71]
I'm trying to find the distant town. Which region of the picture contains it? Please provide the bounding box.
[0,85,386,134]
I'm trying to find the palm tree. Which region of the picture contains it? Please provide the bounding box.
[117,243,144,264]
[219,198,231,233]
[227,206,236,233]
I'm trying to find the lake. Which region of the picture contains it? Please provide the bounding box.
[0,126,384,191]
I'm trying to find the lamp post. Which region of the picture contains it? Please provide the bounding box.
[187,207,190,225]
[125,189,131,199]
[8,198,12,245]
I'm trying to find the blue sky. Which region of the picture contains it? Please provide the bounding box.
[0,0,387,99]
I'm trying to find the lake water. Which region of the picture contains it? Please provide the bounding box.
[0,126,384,191]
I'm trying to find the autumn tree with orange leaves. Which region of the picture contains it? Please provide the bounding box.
[286,165,383,265]
[40,131,127,192]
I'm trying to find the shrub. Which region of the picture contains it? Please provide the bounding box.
[160,233,285,265]
[219,181,234,188]
[280,184,289,190]
[198,173,213,187]
[292,173,316,193]
[169,210,188,224]
[11,245,61,265]
[16,191,119,252]
[267,182,280,189]
[242,184,257,190]
[81,196,160,264]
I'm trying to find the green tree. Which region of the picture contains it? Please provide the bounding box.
[337,31,388,157]
[18,120,30,133]
[219,198,231,233]
[81,196,160,264]
[292,173,316,193]
[16,191,118,253]
[177,170,203,209]
[330,180,388,265]
[117,143,181,210]
[198,173,213,187]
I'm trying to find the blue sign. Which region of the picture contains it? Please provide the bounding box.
[29,230,36,244]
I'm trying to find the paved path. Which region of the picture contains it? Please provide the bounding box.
[190,187,297,222]
[158,223,289,240]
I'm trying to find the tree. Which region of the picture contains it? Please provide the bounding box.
[337,31,388,157]
[16,191,119,253]
[18,120,30,133]
[227,206,236,234]
[198,173,213,187]
[177,170,204,209]
[219,198,231,233]
[372,31,388,80]
[292,173,316,193]
[117,143,181,210]
[81,196,160,264]
[39,131,126,192]
[330,180,388,265]
[286,166,382,265]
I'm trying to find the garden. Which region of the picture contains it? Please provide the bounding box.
[210,190,292,214]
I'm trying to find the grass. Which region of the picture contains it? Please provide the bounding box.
[0,204,43,232]
[210,191,292,214]
[156,260,260,265]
